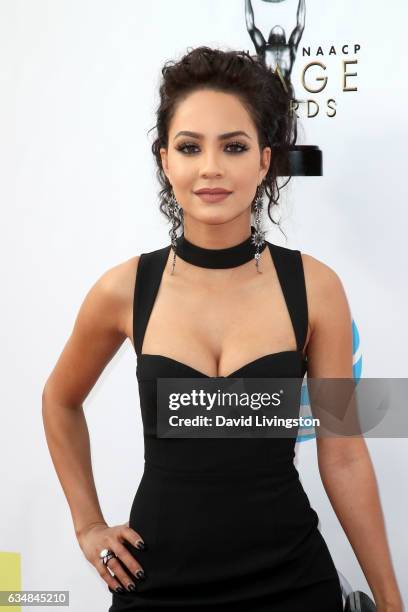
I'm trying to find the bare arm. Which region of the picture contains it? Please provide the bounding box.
[42,257,137,538]
[288,0,306,51]
[245,0,255,30]
[245,0,265,53]
[303,255,403,611]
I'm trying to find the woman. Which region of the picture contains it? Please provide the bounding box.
[42,46,402,611]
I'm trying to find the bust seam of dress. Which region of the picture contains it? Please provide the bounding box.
[136,350,306,380]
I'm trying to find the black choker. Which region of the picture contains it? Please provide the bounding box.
[173,226,267,269]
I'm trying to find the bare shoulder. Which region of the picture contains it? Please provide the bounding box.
[96,255,140,336]
[300,251,344,288]
[42,255,141,403]
[299,251,350,334]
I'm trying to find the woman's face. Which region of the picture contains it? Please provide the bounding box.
[160,89,271,226]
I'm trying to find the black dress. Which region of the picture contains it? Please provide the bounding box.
[108,240,343,611]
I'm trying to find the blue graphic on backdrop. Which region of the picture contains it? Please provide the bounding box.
[296,319,362,443]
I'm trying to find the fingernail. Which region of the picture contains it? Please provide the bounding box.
[127,583,136,591]
[115,586,125,593]
[135,569,145,580]
[135,540,145,550]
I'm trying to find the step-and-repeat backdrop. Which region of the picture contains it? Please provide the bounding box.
[2,1,407,609]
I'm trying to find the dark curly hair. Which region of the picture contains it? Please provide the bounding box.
[148,45,299,241]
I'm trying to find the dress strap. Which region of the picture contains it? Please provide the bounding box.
[133,245,171,357]
[267,242,308,353]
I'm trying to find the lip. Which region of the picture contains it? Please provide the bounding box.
[194,188,232,194]
[194,192,232,203]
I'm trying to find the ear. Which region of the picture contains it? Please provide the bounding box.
[160,147,169,180]
[260,146,271,182]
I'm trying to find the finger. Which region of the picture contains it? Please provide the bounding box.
[105,557,138,591]
[111,540,145,580]
[121,525,146,550]
[96,558,135,593]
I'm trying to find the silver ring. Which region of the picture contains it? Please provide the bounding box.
[99,548,116,565]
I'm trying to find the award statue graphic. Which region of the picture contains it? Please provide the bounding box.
[245,0,322,176]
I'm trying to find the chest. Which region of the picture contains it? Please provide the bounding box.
[132,272,302,378]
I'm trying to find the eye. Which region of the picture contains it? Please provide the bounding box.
[225,141,249,153]
[175,143,199,154]
[175,141,249,155]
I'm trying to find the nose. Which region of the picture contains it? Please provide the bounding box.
[199,151,224,178]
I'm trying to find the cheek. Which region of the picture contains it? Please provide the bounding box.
[229,165,257,193]
[228,153,259,180]
[168,160,196,189]
[232,171,254,190]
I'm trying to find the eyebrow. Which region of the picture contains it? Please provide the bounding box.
[173,130,252,141]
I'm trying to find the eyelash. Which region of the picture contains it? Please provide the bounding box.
[175,141,249,155]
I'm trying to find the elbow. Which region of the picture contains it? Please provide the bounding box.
[317,437,370,473]
[42,381,52,411]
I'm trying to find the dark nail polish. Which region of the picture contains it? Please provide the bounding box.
[127,583,137,591]
[135,569,145,580]
[115,586,125,593]
[135,540,145,550]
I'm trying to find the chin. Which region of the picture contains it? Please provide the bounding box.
[193,212,235,226]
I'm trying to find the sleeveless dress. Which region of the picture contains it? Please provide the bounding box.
[108,241,344,611]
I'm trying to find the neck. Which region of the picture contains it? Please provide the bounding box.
[173,225,267,269]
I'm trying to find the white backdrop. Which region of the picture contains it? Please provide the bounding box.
[1,0,407,609]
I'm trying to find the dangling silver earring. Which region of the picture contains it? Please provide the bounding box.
[166,188,183,274]
[251,183,267,273]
